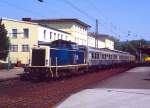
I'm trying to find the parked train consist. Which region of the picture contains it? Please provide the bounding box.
[24,40,135,79]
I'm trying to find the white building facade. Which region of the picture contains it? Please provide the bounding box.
[88,32,116,50]
[23,18,91,46]
[38,25,71,43]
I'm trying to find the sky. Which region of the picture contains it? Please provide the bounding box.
[0,0,150,41]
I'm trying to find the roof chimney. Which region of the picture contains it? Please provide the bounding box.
[22,18,32,22]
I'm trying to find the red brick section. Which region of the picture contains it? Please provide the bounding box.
[0,65,134,108]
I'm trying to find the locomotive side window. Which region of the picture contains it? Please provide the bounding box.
[91,53,94,59]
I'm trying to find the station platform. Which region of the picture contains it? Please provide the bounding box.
[56,67,150,108]
[0,67,24,81]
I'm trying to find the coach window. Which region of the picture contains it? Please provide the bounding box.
[94,53,96,59]
[108,55,110,59]
[107,55,109,59]
[103,54,105,59]
[99,53,101,59]
[93,53,96,59]
[113,55,115,59]
[96,53,98,59]
[97,53,99,59]
[104,54,106,59]
[115,55,117,59]
[109,55,111,59]
[105,54,107,59]
[110,55,113,59]
[102,54,104,59]
[93,53,95,59]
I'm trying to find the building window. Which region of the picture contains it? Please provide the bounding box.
[22,45,29,52]
[50,32,52,39]
[58,34,60,39]
[12,29,17,38]
[23,28,29,38]
[82,39,84,45]
[10,45,18,52]
[61,35,63,39]
[44,30,46,39]
[54,33,56,40]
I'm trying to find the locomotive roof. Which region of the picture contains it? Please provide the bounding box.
[51,39,77,45]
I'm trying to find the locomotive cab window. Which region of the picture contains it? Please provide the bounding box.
[32,49,46,66]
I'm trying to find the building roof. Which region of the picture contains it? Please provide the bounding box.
[88,32,118,42]
[40,24,71,34]
[23,18,91,28]
[1,17,70,34]
[1,17,38,25]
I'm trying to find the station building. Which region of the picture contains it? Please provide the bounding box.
[23,18,91,46]
[1,17,117,64]
[23,18,116,50]
[88,32,116,50]
[1,18,71,64]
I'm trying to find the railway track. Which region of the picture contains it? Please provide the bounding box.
[0,65,135,108]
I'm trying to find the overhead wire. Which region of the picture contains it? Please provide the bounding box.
[61,0,121,38]
[0,0,140,40]
[0,0,47,18]
[86,0,143,40]
[61,0,96,21]
[86,0,124,38]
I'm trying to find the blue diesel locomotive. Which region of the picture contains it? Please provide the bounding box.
[25,40,88,79]
[24,40,135,79]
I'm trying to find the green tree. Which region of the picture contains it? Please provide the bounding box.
[115,39,149,55]
[0,19,10,60]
